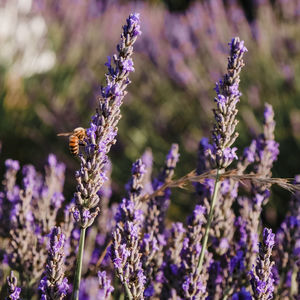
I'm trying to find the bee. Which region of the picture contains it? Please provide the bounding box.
[57,127,86,156]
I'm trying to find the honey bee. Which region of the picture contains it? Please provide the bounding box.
[57,127,86,156]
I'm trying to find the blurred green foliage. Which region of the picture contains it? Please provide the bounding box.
[1,0,300,225]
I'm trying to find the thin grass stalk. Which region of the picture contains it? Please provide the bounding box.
[197,168,222,272]
[72,227,86,300]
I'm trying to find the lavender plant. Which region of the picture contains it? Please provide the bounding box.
[6,271,21,300]
[250,228,275,300]
[71,13,141,299]
[1,9,300,300]
[141,143,179,296]
[197,37,247,272]
[111,159,146,300]
[39,226,69,300]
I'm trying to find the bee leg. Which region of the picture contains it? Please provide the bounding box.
[79,141,87,146]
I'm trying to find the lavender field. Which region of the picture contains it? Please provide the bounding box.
[0,0,300,299]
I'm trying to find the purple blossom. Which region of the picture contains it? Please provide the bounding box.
[111,159,146,299]
[243,140,257,164]
[39,226,69,299]
[208,37,247,169]
[47,153,57,167]
[122,58,135,72]
[178,204,210,298]
[274,194,300,298]
[250,228,275,300]
[72,13,141,228]
[98,271,114,299]
[5,159,20,172]
[230,250,245,274]
[141,144,180,296]
[128,13,142,36]
[144,285,155,297]
[231,287,252,300]
[255,104,279,180]
[6,271,21,300]
[51,192,64,209]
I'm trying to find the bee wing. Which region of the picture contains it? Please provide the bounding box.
[57,132,73,137]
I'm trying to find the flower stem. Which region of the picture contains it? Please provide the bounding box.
[124,282,133,300]
[72,227,86,300]
[197,168,222,272]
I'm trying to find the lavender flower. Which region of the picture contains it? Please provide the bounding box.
[35,154,66,235]
[111,159,146,299]
[146,144,179,234]
[98,271,114,299]
[0,159,20,237]
[240,104,279,272]
[161,222,186,299]
[39,226,69,300]
[78,272,114,300]
[72,13,141,228]
[141,144,179,296]
[250,228,275,300]
[62,204,78,275]
[251,104,279,204]
[179,205,211,299]
[275,216,300,297]
[9,164,47,286]
[231,287,252,300]
[6,271,21,300]
[87,160,115,270]
[273,175,300,298]
[141,149,153,195]
[208,37,247,169]
[195,137,214,197]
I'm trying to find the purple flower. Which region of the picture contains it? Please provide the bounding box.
[39,226,69,299]
[72,208,80,223]
[128,13,142,37]
[5,159,20,171]
[243,140,257,164]
[72,13,142,229]
[250,228,275,300]
[274,196,300,298]
[122,58,135,72]
[111,159,146,299]
[51,192,64,209]
[141,144,180,296]
[229,37,248,53]
[98,271,114,298]
[231,287,252,300]
[208,37,247,169]
[6,271,21,300]
[230,250,245,274]
[144,285,155,297]
[182,277,192,293]
[178,204,210,298]
[47,154,57,167]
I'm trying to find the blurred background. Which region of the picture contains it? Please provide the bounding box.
[1,0,300,226]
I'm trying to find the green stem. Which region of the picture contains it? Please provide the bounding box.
[197,168,222,272]
[72,227,86,300]
[124,282,133,300]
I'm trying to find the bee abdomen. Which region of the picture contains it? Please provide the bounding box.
[69,135,79,156]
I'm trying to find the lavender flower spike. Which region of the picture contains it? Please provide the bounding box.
[197,37,247,274]
[39,226,69,300]
[250,228,275,300]
[209,37,247,169]
[6,271,21,300]
[111,159,146,299]
[98,271,114,299]
[72,13,141,228]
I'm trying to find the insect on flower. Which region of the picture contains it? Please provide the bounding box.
[57,127,86,156]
